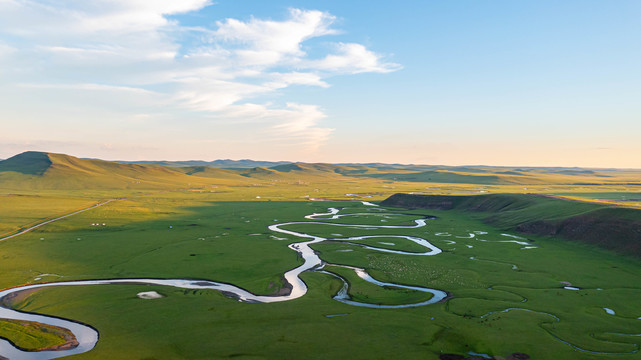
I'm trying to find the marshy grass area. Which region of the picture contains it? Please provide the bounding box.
[322,264,436,306]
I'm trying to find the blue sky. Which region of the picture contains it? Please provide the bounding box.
[1,1,640,167]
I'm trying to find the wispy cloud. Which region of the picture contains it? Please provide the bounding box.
[271,103,334,152]
[211,8,337,67]
[0,2,399,154]
[308,43,402,74]
[18,82,158,95]
[222,102,334,152]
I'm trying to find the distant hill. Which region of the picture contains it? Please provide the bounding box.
[239,167,292,180]
[355,170,506,185]
[270,162,365,175]
[170,166,248,180]
[116,159,292,169]
[2,151,641,189]
[0,152,250,190]
[352,167,641,185]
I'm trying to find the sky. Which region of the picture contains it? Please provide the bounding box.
[1,0,640,168]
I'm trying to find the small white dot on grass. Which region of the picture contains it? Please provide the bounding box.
[137,291,164,299]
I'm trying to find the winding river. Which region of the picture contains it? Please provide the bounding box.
[2,201,634,358]
[0,202,446,359]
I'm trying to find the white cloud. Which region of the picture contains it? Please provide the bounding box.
[265,72,330,89]
[0,2,399,155]
[212,8,337,67]
[0,0,211,35]
[174,79,271,112]
[222,102,334,152]
[309,43,402,74]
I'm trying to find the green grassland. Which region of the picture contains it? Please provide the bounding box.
[0,194,99,237]
[0,318,72,351]
[1,152,641,359]
[1,197,640,359]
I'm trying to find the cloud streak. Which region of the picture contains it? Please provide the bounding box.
[0,2,400,154]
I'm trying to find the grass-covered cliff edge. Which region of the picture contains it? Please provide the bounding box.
[381,193,641,257]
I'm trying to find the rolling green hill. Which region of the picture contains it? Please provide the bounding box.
[356,170,506,184]
[353,168,631,185]
[0,152,249,190]
[270,162,364,175]
[2,151,641,192]
[240,166,291,180]
[171,165,248,180]
[116,159,292,169]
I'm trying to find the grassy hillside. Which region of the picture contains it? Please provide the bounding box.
[0,152,252,191]
[357,170,506,184]
[382,193,641,256]
[170,165,248,180]
[3,151,641,192]
[270,162,362,175]
[355,168,641,185]
[117,159,292,169]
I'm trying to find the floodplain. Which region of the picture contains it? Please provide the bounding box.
[1,152,640,359]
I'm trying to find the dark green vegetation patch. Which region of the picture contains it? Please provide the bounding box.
[0,151,52,175]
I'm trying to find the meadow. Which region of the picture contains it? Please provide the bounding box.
[1,152,641,359]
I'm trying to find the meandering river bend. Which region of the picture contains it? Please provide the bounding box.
[0,202,446,359]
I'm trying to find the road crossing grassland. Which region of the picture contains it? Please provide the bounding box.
[0,195,101,237]
[0,200,113,242]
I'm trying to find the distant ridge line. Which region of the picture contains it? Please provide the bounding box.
[1,151,641,189]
